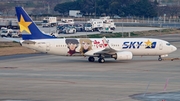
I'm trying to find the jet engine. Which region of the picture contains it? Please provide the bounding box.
[112,51,133,60]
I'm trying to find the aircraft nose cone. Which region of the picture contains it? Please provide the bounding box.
[172,45,177,52]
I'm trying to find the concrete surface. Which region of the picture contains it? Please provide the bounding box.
[0,34,179,101]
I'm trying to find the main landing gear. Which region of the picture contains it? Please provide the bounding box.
[98,57,105,63]
[98,54,105,63]
[88,56,95,62]
[97,54,105,63]
[158,55,162,61]
[88,55,105,63]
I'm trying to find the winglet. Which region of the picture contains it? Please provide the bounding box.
[102,36,120,52]
[102,36,110,49]
[15,7,55,40]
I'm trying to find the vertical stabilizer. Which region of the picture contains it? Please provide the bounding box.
[15,7,55,40]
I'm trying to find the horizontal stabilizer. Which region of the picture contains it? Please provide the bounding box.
[22,40,36,44]
[3,38,21,43]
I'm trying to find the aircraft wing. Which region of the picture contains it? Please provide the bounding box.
[84,37,121,56]
[94,48,120,54]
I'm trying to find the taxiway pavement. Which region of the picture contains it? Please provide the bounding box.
[0,34,179,101]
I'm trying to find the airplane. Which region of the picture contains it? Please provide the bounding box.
[13,7,177,63]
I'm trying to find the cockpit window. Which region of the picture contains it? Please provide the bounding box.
[166,43,171,46]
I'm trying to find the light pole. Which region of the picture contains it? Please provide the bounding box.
[163,14,166,23]
[47,2,50,14]
[95,0,96,18]
[122,22,124,37]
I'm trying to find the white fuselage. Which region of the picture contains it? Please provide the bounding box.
[20,38,177,57]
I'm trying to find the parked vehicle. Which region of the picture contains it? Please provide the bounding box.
[84,23,93,32]
[0,29,13,37]
[57,24,74,34]
[69,10,82,17]
[63,26,76,34]
[85,19,103,31]
[100,16,116,30]
[42,17,57,27]
[74,24,84,32]
[0,28,21,38]
[11,30,21,38]
[99,27,113,33]
[57,25,65,34]
[58,19,74,25]
[85,16,116,32]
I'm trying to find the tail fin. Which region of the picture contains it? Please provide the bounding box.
[15,7,55,40]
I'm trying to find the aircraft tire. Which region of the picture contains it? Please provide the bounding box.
[88,56,95,62]
[158,58,162,61]
[158,55,162,61]
[98,58,105,63]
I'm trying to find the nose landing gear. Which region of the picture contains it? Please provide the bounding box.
[158,55,162,61]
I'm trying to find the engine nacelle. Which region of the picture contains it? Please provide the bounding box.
[113,51,133,60]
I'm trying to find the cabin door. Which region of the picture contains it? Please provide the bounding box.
[46,43,51,51]
[159,41,163,50]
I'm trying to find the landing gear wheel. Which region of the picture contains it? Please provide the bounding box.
[98,58,105,63]
[88,56,95,62]
[158,58,162,61]
[158,55,162,61]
